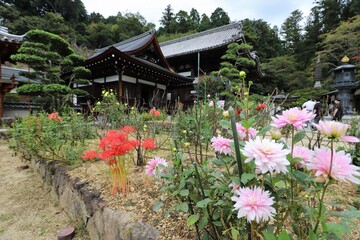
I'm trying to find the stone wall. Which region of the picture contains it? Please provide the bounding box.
[31,158,159,240]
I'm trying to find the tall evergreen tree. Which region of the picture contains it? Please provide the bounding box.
[159,4,175,34]
[281,10,303,54]
[242,19,283,60]
[198,13,212,32]
[174,10,193,33]
[189,8,200,30]
[210,7,230,28]
[318,0,342,33]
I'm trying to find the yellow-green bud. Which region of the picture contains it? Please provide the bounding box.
[184,142,190,147]
[172,147,177,152]
[244,91,249,96]
[182,130,187,134]
[271,130,282,141]
[239,71,246,78]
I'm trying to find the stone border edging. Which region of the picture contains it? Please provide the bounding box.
[31,158,159,240]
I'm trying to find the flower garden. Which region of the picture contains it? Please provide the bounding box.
[6,73,360,240]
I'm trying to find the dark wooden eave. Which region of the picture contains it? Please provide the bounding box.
[85,47,193,87]
[90,29,173,71]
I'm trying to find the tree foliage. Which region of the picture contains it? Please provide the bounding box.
[10,29,90,111]
[318,14,360,77]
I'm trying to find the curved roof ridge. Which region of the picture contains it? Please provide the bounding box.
[0,28,26,43]
[160,21,242,47]
[94,29,156,54]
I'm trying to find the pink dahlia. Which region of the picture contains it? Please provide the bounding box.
[236,123,258,141]
[241,137,290,174]
[211,136,233,155]
[231,186,276,223]
[271,107,315,129]
[306,148,360,184]
[145,157,168,177]
[314,120,360,142]
[292,145,314,168]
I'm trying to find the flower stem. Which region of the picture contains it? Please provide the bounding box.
[313,140,334,233]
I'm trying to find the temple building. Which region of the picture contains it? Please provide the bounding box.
[0,25,26,118]
[160,21,263,104]
[79,29,193,110]
[2,21,263,114]
[79,21,262,109]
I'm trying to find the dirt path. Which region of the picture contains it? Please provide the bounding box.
[0,139,89,240]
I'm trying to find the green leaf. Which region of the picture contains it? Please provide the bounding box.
[325,223,343,238]
[176,202,189,213]
[274,180,286,188]
[241,173,256,184]
[278,230,291,240]
[328,210,360,219]
[198,216,208,229]
[262,231,277,240]
[212,158,226,167]
[186,214,199,226]
[231,228,239,239]
[180,189,189,197]
[309,231,317,240]
[219,120,231,129]
[291,170,312,184]
[257,125,272,136]
[196,198,212,208]
[152,200,163,211]
[293,131,306,144]
[200,231,210,240]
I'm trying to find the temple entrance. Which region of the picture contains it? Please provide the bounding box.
[140,84,155,110]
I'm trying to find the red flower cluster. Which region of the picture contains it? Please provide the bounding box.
[99,128,139,162]
[81,150,98,161]
[256,103,267,111]
[48,112,62,122]
[141,138,157,150]
[150,108,160,117]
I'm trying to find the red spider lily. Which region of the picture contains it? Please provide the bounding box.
[95,128,139,195]
[150,108,160,117]
[99,130,139,158]
[81,150,98,161]
[256,103,267,111]
[141,138,157,150]
[48,112,62,122]
[122,125,135,133]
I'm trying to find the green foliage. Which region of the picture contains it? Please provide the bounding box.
[10,29,89,112]
[318,14,360,78]
[16,83,44,95]
[43,84,72,95]
[174,101,221,150]
[8,111,96,165]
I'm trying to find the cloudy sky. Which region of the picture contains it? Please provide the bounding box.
[81,0,315,28]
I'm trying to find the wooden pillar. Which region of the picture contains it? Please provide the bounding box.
[0,91,3,117]
[118,71,123,103]
[0,57,2,80]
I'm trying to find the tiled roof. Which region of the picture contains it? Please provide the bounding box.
[160,22,243,58]
[1,66,40,83]
[91,29,156,58]
[0,26,25,43]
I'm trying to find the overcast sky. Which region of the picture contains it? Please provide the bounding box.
[81,0,315,29]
